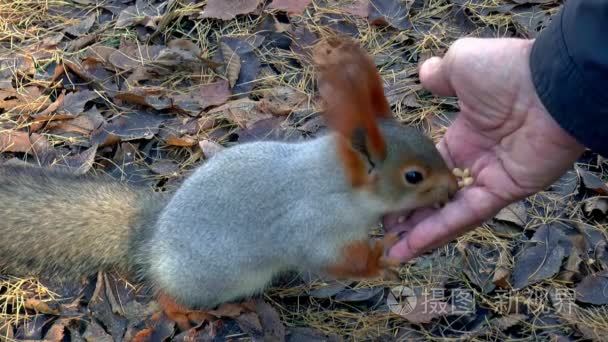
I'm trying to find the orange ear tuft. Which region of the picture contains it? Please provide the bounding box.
[313,35,391,187]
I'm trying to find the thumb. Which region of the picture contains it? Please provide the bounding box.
[419,57,455,97]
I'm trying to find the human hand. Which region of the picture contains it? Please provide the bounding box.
[386,38,585,261]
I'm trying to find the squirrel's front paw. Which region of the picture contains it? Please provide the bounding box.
[325,233,402,280]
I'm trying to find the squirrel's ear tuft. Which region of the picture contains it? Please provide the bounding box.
[313,35,391,187]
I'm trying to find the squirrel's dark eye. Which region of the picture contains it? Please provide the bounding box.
[404,171,424,185]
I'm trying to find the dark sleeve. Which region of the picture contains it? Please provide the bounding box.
[530,0,608,156]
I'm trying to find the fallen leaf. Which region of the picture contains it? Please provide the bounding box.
[308,281,349,298]
[268,0,313,15]
[88,272,128,340]
[116,2,161,29]
[387,285,452,324]
[219,35,263,94]
[197,79,232,108]
[0,86,50,114]
[52,144,98,175]
[234,312,263,339]
[91,111,166,145]
[59,89,100,117]
[208,302,251,318]
[114,87,172,111]
[149,160,179,176]
[550,168,579,197]
[24,298,60,315]
[255,300,286,341]
[208,98,273,128]
[159,117,204,147]
[511,225,571,289]
[576,165,608,195]
[108,44,164,71]
[494,201,528,227]
[200,0,263,20]
[459,244,498,293]
[0,131,52,155]
[258,86,308,115]
[220,43,241,89]
[82,320,112,342]
[341,0,370,17]
[334,287,384,302]
[199,139,224,159]
[511,5,553,38]
[490,314,527,330]
[583,197,608,217]
[575,271,608,305]
[66,34,98,52]
[64,58,118,91]
[65,13,96,37]
[557,249,583,282]
[33,92,66,121]
[369,0,412,30]
[287,327,340,342]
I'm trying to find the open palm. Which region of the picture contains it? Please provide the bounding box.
[387,38,585,261]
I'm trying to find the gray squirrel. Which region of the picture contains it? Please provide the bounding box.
[0,36,458,329]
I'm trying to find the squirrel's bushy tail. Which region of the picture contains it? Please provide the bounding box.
[0,165,166,280]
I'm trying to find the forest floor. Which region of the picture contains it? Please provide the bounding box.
[1,0,607,341]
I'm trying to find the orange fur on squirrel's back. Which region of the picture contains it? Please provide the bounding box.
[313,36,392,187]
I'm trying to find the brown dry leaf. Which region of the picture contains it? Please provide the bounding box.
[149,160,179,176]
[335,287,384,302]
[208,98,273,128]
[24,298,60,315]
[91,111,166,145]
[114,87,172,110]
[219,35,264,94]
[83,320,113,342]
[59,89,99,117]
[66,33,98,52]
[220,43,241,88]
[0,131,51,155]
[0,86,50,114]
[576,165,608,195]
[159,117,203,147]
[33,92,66,121]
[512,225,571,289]
[53,144,98,175]
[258,86,308,115]
[208,302,250,318]
[557,249,583,282]
[460,244,498,294]
[255,300,286,341]
[268,0,313,15]
[108,44,164,71]
[116,3,161,29]
[64,13,96,37]
[575,270,608,305]
[494,201,528,227]
[64,58,118,91]
[235,312,263,338]
[369,0,412,30]
[197,80,232,108]
[490,314,527,330]
[583,197,608,217]
[199,139,224,159]
[387,285,453,324]
[340,0,370,17]
[200,0,263,20]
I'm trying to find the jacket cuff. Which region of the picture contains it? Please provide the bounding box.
[530,5,608,156]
